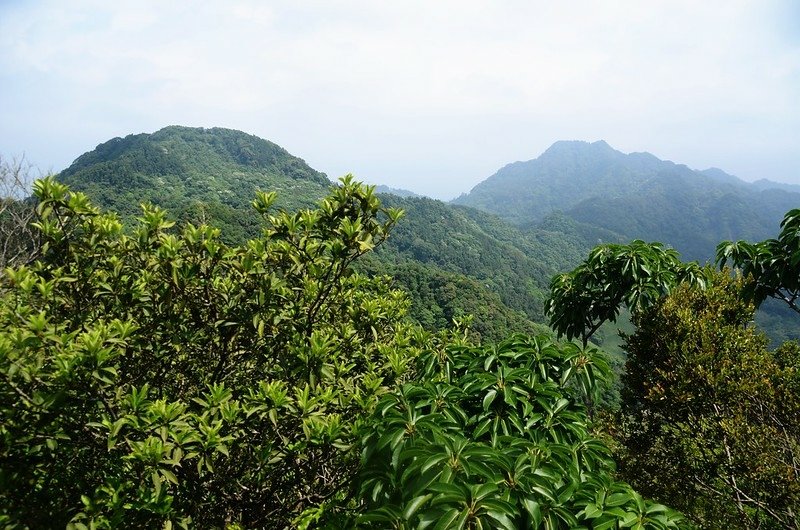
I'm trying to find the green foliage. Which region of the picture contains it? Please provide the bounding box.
[365,260,549,343]
[545,241,707,346]
[354,336,687,529]
[0,175,422,528]
[717,208,800,314]
[374,194,576,324]
[618,271,800,529]
[55,126,583,341]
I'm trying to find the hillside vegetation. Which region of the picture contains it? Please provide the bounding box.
[58,126,332,242]
[1,177,689,529]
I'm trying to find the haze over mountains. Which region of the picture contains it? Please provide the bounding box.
[454,139,800,262]
[55,126,799,343]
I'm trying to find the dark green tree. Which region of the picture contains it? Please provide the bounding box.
[354,336,687,529]
[618,271,800,529]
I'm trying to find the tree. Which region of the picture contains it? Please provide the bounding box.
[545,241,707,347]
[546,221,800,528]
[618,271,800,529]
[354,335,687,529]
[0,155,40,271]
[0,176,425,528]
[717,208,800,314]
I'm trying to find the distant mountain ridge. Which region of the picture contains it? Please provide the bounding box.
[699,168,800,194]
[750,178,800,194]
[374,185,422,198]
[452,140,686,224]
[454,140,800,261]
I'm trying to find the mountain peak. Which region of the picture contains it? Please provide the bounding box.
[543,139,614,154]
[453,140,693,224]
[56,126,333,239]
[536,140,622,167]
[699,167,744,187]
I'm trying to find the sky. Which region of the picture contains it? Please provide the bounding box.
[1,1,798,200]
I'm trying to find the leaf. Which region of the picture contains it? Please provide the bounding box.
[486,510,516,530]
[403,494,432,521]
[160,469,179,485]
[482,389,498,411]
[606,492,633,507]
[523,498,542,528]
[593,517,621,530]
[432,508,462,530]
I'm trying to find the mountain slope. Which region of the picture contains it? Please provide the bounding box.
[373,195,585,322]
[374,185,422,198]
[565,174,799,261]
[58,126,332,241]
[452,140,679,225]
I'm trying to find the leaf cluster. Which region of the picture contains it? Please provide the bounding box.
[545,241,707,346]
[354,336,687,529]
[619,271,800,529]
[717,208,800,314]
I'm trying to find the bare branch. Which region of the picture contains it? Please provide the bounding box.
[0,154,42,273]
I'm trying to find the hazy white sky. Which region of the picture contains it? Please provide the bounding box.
[1,1,798,199]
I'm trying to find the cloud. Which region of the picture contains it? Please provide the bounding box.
[1,0,798,198]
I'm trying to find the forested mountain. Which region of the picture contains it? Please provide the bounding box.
[455,140,800,262]
[58,126,332,242]
[751,178,800,193]
[564,174,798,262]
[365,194,593,339]
[54,126,578,341]
[374,195,585,317]
[453,140,670,224]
